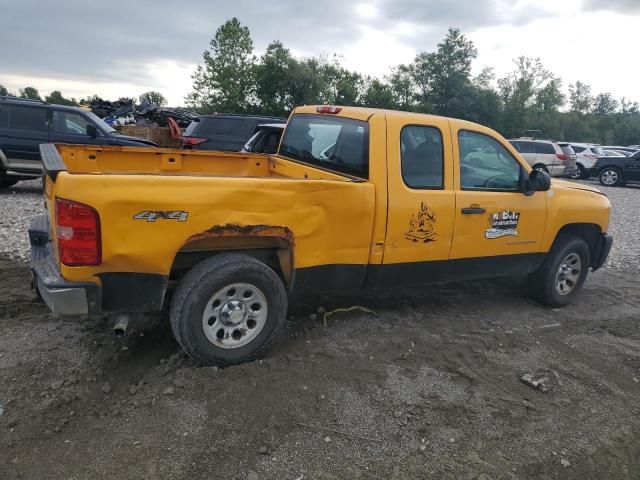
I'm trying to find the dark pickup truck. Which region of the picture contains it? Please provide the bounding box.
[592,151,640,187]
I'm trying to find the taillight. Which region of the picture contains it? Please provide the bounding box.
[182,137,208,147]
[56,198,101,266]
[556,153,569,161]
[317,106,342,114]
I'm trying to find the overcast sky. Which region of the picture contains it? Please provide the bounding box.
[0,0,637,106]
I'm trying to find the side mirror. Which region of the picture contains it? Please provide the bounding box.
[526,169,551,194]
[86,124,98,138]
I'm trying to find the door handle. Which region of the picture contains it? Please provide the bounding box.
[461,206,486,215]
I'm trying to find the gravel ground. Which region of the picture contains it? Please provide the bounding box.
[1,178,640,479]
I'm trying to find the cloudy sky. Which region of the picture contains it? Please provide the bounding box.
[0,0,637,106]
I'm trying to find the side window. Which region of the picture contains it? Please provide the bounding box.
[518,141,535,154]
[8,106,48,132]
[572,146,586,153]
[401,125,444,189]
[535,142,555,155]
[510,141,522,152]
[51,111,91,135]
[459,130,522,191]
[0,106,8,128]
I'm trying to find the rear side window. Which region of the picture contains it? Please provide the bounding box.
[517,141,535,154]
[51,111,90,135]
[184,120,200,136]
[199,117,245,136]
[279,114,369,178]
[9,106,48,132]
[535,142,556,155]
[590,146,604,156]
[0,106,8,128]
[401,125,444,189]
[572,145,586,153]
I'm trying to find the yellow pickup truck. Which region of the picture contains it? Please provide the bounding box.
[29,106,613,366]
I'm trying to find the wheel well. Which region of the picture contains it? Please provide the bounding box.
[554,223,602,268]
[169,236,294,288]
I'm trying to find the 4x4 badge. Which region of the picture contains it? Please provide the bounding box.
[133,211,188,223]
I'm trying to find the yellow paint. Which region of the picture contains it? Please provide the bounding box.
[45,106,611,287]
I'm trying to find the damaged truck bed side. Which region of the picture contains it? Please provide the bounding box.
[30,105,613,366]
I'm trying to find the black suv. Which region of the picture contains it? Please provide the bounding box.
[182,114,286,151]
[0,96,157,188]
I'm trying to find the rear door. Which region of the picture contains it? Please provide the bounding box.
[450,128,547,276]
[3,105,49,172]
[513,140,536,167]
[379,114,456,286]
[49,110,111,146]
[628,152,640,180]
[535,141,556,168]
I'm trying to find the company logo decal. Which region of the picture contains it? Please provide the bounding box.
[486,210,520,239]
[405,202,437,243]
[133,211,189,222]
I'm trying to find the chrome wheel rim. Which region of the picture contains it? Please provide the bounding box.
[555,253,582,296]
[202,283,268,349]
[601,170,618,186]
[569,168,581,180]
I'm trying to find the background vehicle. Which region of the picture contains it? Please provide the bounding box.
[603,146,638,156]
[30,106,612,366]
[0,96,156,187]
[182,114,286,151]
[592,151,640,187]
[568,143,605,179]
[241,123,285,154]
[509,138,577,177]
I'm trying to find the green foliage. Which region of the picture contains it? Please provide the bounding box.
[166,18,640,145]
[138,91,168,106]
[0,85,8,96]
[19,87,41,100]
[186,17,257,113]
[45,90,78,106]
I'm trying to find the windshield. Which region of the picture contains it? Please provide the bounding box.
[85,111,115,133]
[279,114,369,178]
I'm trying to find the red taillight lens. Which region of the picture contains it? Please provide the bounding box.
[556,153,569,161]
[56,198,101,266]
[316,106,342,114]
[182,137,207,146]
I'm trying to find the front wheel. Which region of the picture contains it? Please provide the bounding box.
[0,173,19,188]
[527,235,590,308]
[599,167,624,187]
[170,254,288,366]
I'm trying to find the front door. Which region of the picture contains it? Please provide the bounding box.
[49,110,110,147]
[450,128,547,277]
[3,105,49,173]
[376,114,456,287]
[626,153,640,181]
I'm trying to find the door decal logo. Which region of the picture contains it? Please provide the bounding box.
[486,210,520,239]
[405,202,437,243]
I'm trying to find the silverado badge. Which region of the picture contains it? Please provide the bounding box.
[405,202,437,243]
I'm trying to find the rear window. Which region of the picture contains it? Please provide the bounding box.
[198,117,247,136]
[9,105,48,132]
[590,146,604,156]
[535,142,556,155]
[184,120,200,136]
[559,144,576,156]
[279,114,369,178]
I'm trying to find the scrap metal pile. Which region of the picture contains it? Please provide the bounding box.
[85,98,199,128]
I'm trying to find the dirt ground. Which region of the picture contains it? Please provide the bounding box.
[1,252,640,480]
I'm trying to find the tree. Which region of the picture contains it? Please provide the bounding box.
[19,87,41,100]
[362,79,395,109]
[593,93,619,115]
[186,18,257,112]
[139,91,168,106]
[0,85,8,96]
[388,65,414,111]
[45,90,78,106]
[255,40,297,115]
[568,81,593,113]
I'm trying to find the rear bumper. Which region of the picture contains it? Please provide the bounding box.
[592,233,613,271]
[29,215,101,316]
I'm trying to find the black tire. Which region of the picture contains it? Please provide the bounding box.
[578,164,590,179]
[169,253,288,366]
[0,174,18,188]
[527,235,590,308]
[598,167,624,187]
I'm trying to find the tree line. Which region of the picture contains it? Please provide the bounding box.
[185,18,640,145]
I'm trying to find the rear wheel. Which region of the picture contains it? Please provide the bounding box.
[569,164,587,180]
[527,235,590,308]
[599,167,624,187]
[0,173,18,188]
[170,253,288,366]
